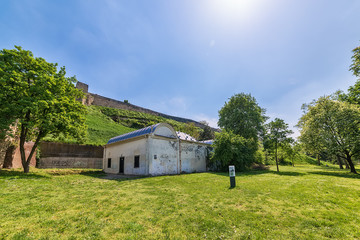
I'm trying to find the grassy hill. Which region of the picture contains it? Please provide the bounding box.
[1,164,359,239]
[44,105,203,146]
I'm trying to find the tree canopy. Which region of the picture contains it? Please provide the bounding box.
[218,93,267,141]
[0,46,87,172]
[198,121,215,141]
[264,118,293,172]
[338,45,360,104]
[210,130,258,171]
[298,96,360,173]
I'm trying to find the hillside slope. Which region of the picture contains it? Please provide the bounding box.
[44,105,203,146]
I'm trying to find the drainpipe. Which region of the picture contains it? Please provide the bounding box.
[179,139,181,174]
[103,146,106,172]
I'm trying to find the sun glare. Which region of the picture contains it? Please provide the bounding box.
[206,0,263,26]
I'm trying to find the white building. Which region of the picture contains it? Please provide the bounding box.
[103,123,211,175]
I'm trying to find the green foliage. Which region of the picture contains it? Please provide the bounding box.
[182,122,200,140]
[198,122,215,141]
[0,46,87,172]
[350,45,360,78]
[298,96,360,173]
[43,105,206,146]
[85,106,136,145]
[337,45,360,104]
[218,93,267,141]
[43,106,137,145]
[97,105,202,138]
[263,118,294,171]
[210,130,258,171]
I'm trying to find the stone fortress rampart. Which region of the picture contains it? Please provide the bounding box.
[76,82,212,130]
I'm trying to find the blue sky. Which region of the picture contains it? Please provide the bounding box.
[1,0,360,136]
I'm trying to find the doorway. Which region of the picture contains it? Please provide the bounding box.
[119,157,124,174]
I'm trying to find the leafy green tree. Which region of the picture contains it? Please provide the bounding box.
[264,118,293,172]
[0,46,87,173]
[218,93,267,141]
[338,45,360,104]
[281,141,301,167]
[210,130,257,171]
[350,45,360,78]
[198,121,215,141]
[298,96,360,174]
[296,106,325,166]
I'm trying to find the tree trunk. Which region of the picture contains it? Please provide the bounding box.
[275,141,279,172]
[344,159,350,169]
[19,126,28,173]
[20,136,41,174]
[317,154,321,166]
[337,155,343,169]
[345,152,357,174]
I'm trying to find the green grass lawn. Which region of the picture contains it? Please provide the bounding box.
[0,165,359,239]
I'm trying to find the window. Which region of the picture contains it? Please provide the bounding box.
[134,155,140,168]
[107,158,112,168]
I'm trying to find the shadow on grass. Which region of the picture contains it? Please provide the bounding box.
[210,169,306,177]
[0,169,50,179]
[210,170,269,177]
[77,170,148,182]
[310,171,360,179]
[267,170,306,176]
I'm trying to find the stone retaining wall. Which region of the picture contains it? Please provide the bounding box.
[38,142,103,169]
[39,157,102,169]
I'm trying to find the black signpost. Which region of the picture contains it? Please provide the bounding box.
[229,165,236,188]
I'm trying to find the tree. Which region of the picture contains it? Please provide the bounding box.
[264,118,293,172]
[296,105,325,166]
[218,93,267,141]
[338,45,360,104]
[350,45,360,78]
[298,97,360,174]
[281,141,300,167]
[198,121,215,141]
[210,130,258,171]
[0,46,87,173]
[181,122,200,140]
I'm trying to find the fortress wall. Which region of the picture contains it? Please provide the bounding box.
[75,81,212,130]
[89,93,207,128]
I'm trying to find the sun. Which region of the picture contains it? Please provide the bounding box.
[206,0,263,26]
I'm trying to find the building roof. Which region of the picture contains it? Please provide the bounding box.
[176,131,197,142]
[199,140,214,145]
[107,123,160,145]
[107,123,214,145]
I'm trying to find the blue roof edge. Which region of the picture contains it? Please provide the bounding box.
[107,123,160,145]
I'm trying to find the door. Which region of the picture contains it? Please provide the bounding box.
[119,157,124,174]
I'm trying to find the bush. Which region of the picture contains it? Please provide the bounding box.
[210,130,258,172]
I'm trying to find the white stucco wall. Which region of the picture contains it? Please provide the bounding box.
[153,125,176,138]
[148,137,179,175]
[103,123,211,176]
[103,137,148,175]
[180,141,207,173]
